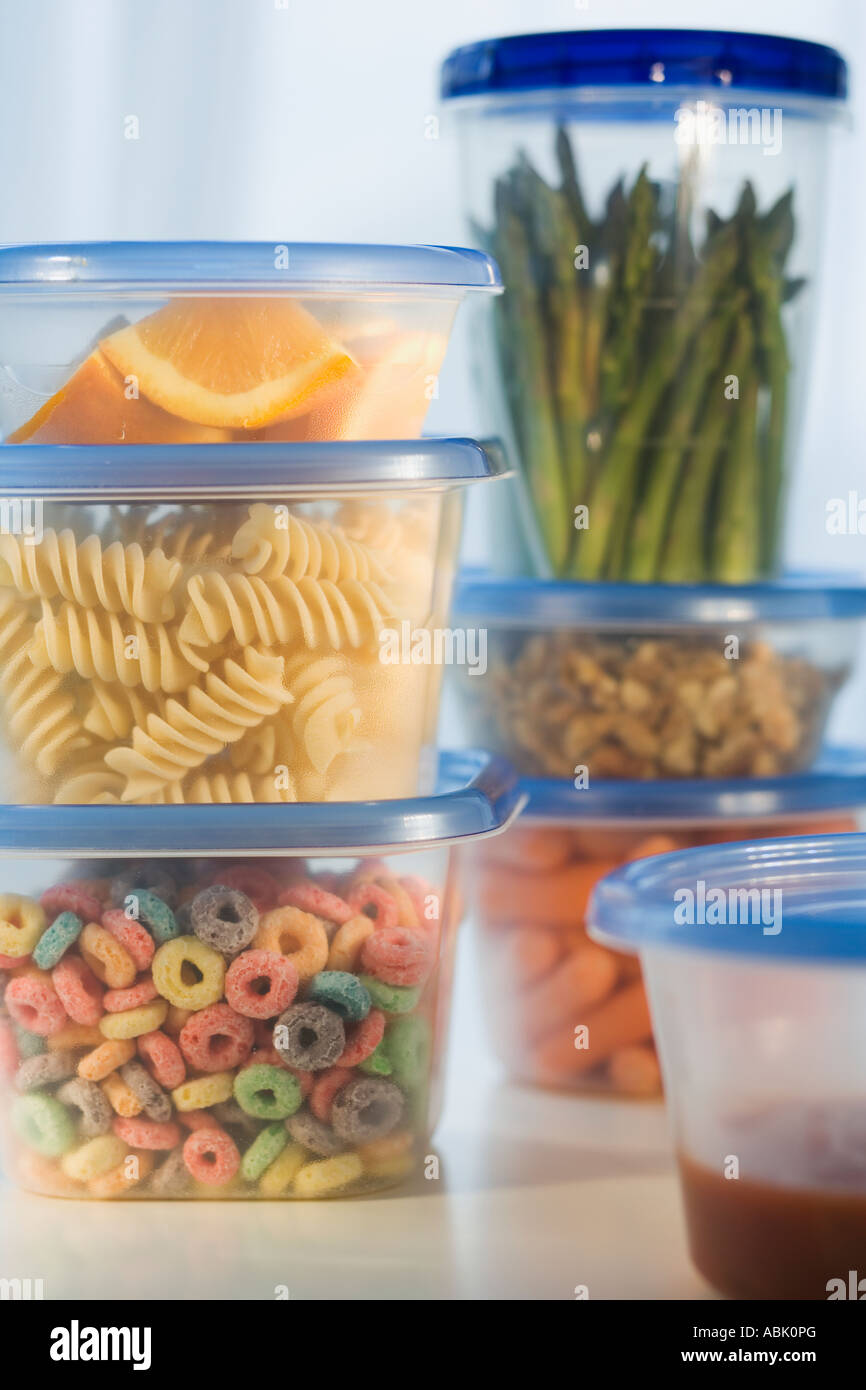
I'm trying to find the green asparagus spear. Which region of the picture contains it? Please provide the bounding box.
[711,318,761,581]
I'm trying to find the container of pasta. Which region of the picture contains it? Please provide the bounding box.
[589,832,866,1299]
[452,574,866,779]
[0,439,507,804]
[0,242,500,445]
[0,749,521,1199]
[463,753,865,1097]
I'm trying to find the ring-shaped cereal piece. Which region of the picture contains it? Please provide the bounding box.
[12,1023,45,1058]
[0,951,28,969]
[103,975,159,1013]
[112,1115,181,1150]
[137,1030,186,1090]
[78,1038,136,1082]
[224,949,298,1020]
[33,911,84,970]
[12,1092,76,1156]
[310,1067,353,1123]
[99,999,168,1040]
[47,1022,103,1051]
[326,915,375,973]
[171,1071,234,1112]
[346,882,399,931]
[240,1122,288,1183]
[293,1152,363,1199]
[88,1149,154,1197]
[359,926,432,988]
[178,1003,254,1073]
[150,1147,191,1196]
[330,1076,405,1144]
[189,886,258,958]
[273,1002,345,1072]
[56,1077,113,1137]
[110,864,178,911]
[101,908,155,972]
[278,881,354,927]
[233,1062,302,1120]
[206,865,279,913]
[41,883,105,925]
[254,907,328,983]
[358,1041,392,1076]
[79,923,137,989]
[357,976,421,1015]
[61,1133,128,1182]
[373,876,421,929]
[398,875,440,936]
[151,935,225,1010]
[119,1058,172,1122]
[306,970,371,1023]
[100,1071,144,1117]
[51,956,105,1026]
[385,1014,432,1090]
[257,1140,306,1196]
[0,894,47,960]
[15,1050,76,1092]
[0,1019,17,1082]
[336,1009,386,1068]
[182,1126,240,1186]
[5,974,68,1036]
[122,889,179,945]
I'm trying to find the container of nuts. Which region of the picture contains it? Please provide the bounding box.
[452,574,866,780]
[0,751,521,1199]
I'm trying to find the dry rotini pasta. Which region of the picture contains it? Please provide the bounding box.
[231,503,391,583]
[83,681,168,742]
[129,768,298,804]
[0,530,180,622]
[282,652,361,775]
[180,572,394,651]
[29,600,212,692]
[0,593,92,776]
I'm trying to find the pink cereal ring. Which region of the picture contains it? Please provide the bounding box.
[51,956,105,1026]
[206,865,279,913]
[278,880,354,926]
[0,1018,18,1080]
[0,952,28,969]
[360,926,432,987]
[103,975,159,1013]
[224,949,298,1019]
[137,1030,186,1090]
[41,883,104,925]
[101,908,155,972]
[112,1115,181,1150]
[337,1009,386,1067]
[287,1067,314,1098]
[346,882,399,930]
[179,1110,224,1133]
[183,1127,240,1186]
[179,1003,254,1073]
[5,974,68,1036]
[310,1067,353,1123]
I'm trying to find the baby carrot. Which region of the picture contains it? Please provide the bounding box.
[608,1043,662,1097]
[478,860,620,929]
[522,943,619,1044]
[477,826,576,873]
[499,926,563,987]
[530,980,653,1080]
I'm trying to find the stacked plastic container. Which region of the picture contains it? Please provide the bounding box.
[0,241,525,1199]
[442,29,866,1297]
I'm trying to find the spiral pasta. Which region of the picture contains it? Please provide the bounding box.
[83,681,167,742]
[104,647,291,798]
[29,601,212,692]
[0,593,91,777]
[180,572,393,651]
[128,769,298,804]
[231,503,391,583]
[282,653,360,775]
[53,763,126,804]
[0,529,180,622]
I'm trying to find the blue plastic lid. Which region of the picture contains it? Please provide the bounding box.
[454,571,866,626]
[0,751,523,857]
[441,29,847,101]
[0,438,509,496]
[589,831,866,962]
[0,242,502,294]
[520,748,866,824]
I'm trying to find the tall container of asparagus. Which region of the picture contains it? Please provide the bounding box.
[442,29,847,582]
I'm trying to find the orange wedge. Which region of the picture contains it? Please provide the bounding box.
[100,297,357,430]
[6,349,231,444]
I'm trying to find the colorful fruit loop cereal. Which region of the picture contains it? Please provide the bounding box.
[0,863,443,1196]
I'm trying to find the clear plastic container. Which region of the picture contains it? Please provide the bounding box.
[0,243,501,444]
[0,439,507,804]
[442,29,848,582]
[452,574,866,779]
[463,755,866,1099]
[0,750,521,1199]
[589,830,866,1299]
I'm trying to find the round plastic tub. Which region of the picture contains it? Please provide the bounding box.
[0,750,521,1199]
[463,754,866,1099]
[0,242,501,445]
[452,573,866,779]
[589,831,866,1299]
[0,439,508,804]
[441,29,848,582]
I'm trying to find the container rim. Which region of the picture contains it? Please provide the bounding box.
[0,242,503,294]
[518,748,866,824]
[588,831,866,962]
[0,438,511,496]
[0,750,525,857]
[453,570,866,624]
[440,28,847,102]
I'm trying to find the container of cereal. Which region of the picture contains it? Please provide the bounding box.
[0,750,521,1199]
[0,439,508,804]
[589,831,866,1298]
[441,29,847,581]
[464,753,865,1098]
[0,242,501,444]
[452,574,866,779]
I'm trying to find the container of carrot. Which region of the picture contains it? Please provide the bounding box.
[463,755,864,1097]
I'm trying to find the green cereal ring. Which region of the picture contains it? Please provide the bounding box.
[12,1092,76,1156]
[241,1122,288,1182]
[124,890,178,944]
[13,1024,46,1059]
[306,971,371,1023]
[233,1063,302,1120]
[358,1041,393,1076]
[384,1015,431,1090]
[33,911,84,970]
[357,976,420,1015]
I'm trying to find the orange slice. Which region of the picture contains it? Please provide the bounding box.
[100,297,357,430]
[6,349,231,444]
